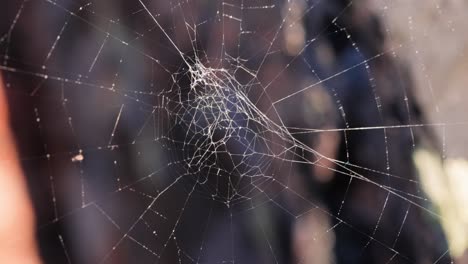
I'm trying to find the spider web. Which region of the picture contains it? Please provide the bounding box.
[0,0,464,263]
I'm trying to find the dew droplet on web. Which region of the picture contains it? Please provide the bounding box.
[71,154,84,162]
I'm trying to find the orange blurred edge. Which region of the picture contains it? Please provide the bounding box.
[0,74,42,263]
